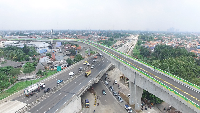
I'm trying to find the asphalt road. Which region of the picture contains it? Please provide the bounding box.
[90,41,200,106]
[13,56,101,104]
[28,56,111,113]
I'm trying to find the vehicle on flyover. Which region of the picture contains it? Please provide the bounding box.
[69,72,75,76]
[85,70,91,77]
[44,88,51,93]
[83,61,88,65]
[57,80,63,84]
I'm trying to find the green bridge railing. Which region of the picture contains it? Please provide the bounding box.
[82,40,200,110]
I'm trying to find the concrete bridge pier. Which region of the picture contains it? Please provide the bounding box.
[129,81,143,111]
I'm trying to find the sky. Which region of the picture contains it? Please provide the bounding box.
[0,0,200,32]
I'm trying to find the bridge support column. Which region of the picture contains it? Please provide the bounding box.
[129,81,143,111]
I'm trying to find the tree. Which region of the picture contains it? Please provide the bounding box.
[9,68,21,77]
[69,49,76,55]
[23,62,36,75]
[108,38,114,41]
[140,46,150,57]
[22,44,29,54]
[46,53,51,58]
[32,57,36,61]
[73,54,83,63]
[24,55,30,61]
[142,90,163,104]
[66,58,74,66]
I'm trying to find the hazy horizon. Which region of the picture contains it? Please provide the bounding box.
[1,0,200,32]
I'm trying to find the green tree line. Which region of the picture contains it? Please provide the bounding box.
[98,38,117,47]
[0,45,38,62]
[0,66,20,91]
[133,38,200,104]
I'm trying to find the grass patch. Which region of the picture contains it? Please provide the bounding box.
[0,70,57,100]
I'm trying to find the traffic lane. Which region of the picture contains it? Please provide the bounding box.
[13,56,97,103]
[99,45,200,105]
[13,61,84,103]
[93,80,128,113]
[40,60,110,113]
[29,72,87,113]
[43,59,110,113]
[29,59,110,113]
[48,65,107,113]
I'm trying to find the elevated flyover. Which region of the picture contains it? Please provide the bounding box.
[80,40,200,113]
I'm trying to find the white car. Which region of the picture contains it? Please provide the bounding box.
[87,63,90,66]
[69,72,74,76]
[118,96,123,103]
[91,65,94,69]
[114,80,117,84]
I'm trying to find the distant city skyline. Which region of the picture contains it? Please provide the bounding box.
[0,0,200,32]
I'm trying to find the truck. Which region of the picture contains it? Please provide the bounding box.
[24,83,44,97]
[124,104,133,113]
[85,70,91,77]
[85,99,90,108]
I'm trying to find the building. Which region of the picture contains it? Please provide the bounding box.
[39,56,51,63]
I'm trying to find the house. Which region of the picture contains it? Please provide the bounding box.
[76,46,81,50]
[39,56,50,63]
[55,53,64,61]
[51,53,55,61]
[56,42,62,48]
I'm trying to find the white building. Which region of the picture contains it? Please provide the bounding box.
[39,56,51,63]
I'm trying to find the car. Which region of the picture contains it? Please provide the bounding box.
[109,86,114,91]
[102,90,106,95]
[87,63,90,66]
[57,80,63,84]
[128,94,130,98]
[114,80,117,84]
[79,67,83,71]
[93,59,96,62]
[117,96,123,102]
[44,88,51,93]
[39,82,45,89]
[69,72,74,76]
[91,65,94,69]
[105,81,108,85]
[83,61,88,65]
[113,91,118,96]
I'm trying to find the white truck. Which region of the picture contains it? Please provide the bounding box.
[24,82,45,97]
